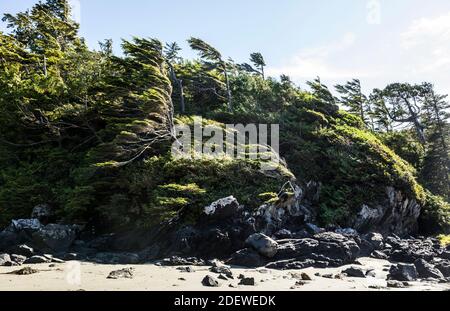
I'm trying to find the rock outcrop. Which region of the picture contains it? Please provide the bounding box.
[354,187,421,236]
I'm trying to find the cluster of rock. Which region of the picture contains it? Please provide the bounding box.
[0,196,449,287]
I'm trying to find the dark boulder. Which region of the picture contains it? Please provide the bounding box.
[239,277,255,286]
[371,250,388,260]
[364,233,384,250]
[313,232,360,265]
[435,260,450,277]
[8,244,34,258]
[202,275,219,287]
[227,248,264,268]
[388,238,436,263]
[32,224,77,252]
[0,254,12,266]
[0,231,21,251]
[159,256,205,266]
[92,252,141,265]
[342,266,366,278]
[245,233,278,258]
[9,219,42,232]
[273,232,359,267]
[305,223,324,235]
[388,264,418,281]
[203,196,241,222]
[414,259,444,280]
[274,229,293,239]
[387,280,408,288]
[441,251,450,260]
[10,254,27,265]
[24,255,51,264]
[266,259,315,270]
[107,268,134,279]
[275,239,319,260]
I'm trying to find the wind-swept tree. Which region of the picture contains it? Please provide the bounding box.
[188,37,232,111]
[369,89,393,132]
[164,42,185,114]
[420,83,450,200]
[335,79,371,127]
[250,52,266,80]
[378,83,427,145]
[307,77,336,105]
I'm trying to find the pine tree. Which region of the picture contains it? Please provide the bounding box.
[369,89,393,132]
[335,79,370,126]
[307,77,336,105]
[378,83,427,145]
[188,37,232,111]
[164,42,185,114]
[250,52,266,79]
[420,83,450,200]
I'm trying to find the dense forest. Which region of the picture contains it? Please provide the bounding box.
[0,0,449,237]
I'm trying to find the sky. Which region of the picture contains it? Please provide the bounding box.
[1,0,450,96]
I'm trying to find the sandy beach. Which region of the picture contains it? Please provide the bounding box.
[0,258,448,291]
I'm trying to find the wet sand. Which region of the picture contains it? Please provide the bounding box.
[0,258,448,291]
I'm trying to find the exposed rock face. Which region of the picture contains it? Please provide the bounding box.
[10,219,42,232]
[354,187,421,236]
[245,233,278,258]
[255,183,314,235]
[204,196,241,219]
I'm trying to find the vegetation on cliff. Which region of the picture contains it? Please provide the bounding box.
[0,0,448,234]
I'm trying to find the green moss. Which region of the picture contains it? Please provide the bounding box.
[438,235,450,246]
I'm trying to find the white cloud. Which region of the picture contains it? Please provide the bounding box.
[400,11,450,74]
[267,12,450,97]
[266,32,365,81]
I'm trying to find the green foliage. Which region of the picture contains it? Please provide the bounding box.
[1,0,448,236]
[438,234,450,246]
[419,191,450,234]
[378,130,425,171]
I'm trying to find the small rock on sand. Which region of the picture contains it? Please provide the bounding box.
[202,275,219,287]
[107,268,134,279]
[9,267,39,275]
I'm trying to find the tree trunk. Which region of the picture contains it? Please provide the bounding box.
[223,64,232,111]
[43,55,47,77]
[179,79,185,114]
[406,102,426,145]
[168,64,185,114]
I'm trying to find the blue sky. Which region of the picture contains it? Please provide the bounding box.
[2,0,450,95]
